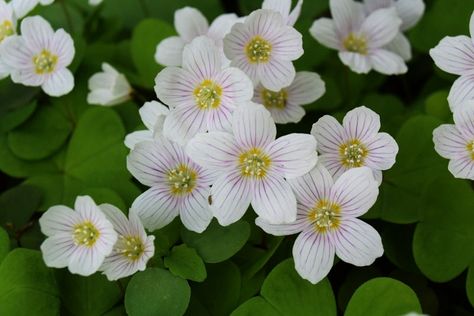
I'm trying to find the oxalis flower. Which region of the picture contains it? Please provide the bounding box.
[430,11,474,111]
[10,0,54,20]
[87,62,132,106]
[99,204,155,281]
[433,101,474,180]
[311,106,398,183]
[223,9,303,91]
[0,0,16,79]
[261,0,303,26]
[39,196,117,276]
[186,104,318,225]
[0,16,75,97]
[363,0,425,61]
[127,138,216,233]
[155,36,253,145]
[124,101,169,150]
[310,0,407,75]
[155,6,238,66]
[253,71,325,124]
[256,164,383,284]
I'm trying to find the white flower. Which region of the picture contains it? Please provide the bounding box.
[155,36,253,145]
[433,101,474,180]
[89,0,103,6]
[311,106,398,183]
[155,7,238,67]
[310,0,407,75]
[253,71,325,124]
[99,204,155,281]
[261,0,303,26]
[186,104,318,226]
[87,62,132,106]
[363,0,425,61]
[0,0,16,79]
[124,101,169,150]
[429,12,474,112]
[256,164,383,284]
[0,16,75,97]
[39,196,118,276]
[127,138,216,233]
[10,0,54,19]
[223,9,303,91]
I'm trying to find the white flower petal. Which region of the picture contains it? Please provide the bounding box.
[252,174,297,224]
[338,52,371,74]
[259,58,296,91]
[42,68,74,97]
[433,124,469,159]
[51,28,75,67]
[471,11,474,39]
[0,36,34,70]
[265,133,318,179]
[139,101,169,131]
[223,22,251,61]
[454,104,474,139]
[74,195,102,220]
[319,153,347,179]
[162,104,207,145]
[311,115,346,154]
[68,247,106,276]
[448,156,474,180]
[361,8,401,48]
[211,171,252,226]
[271,26,303,61]
[395,0,425,31]
[131,185,180,231]
[182,36,222,79]
[363,0,391,12]
[287,71,326,105]
[155,36,185,67]
[154,67,197,108]
[384,32,412,62]
[255,205,309,236]
[429,36,474,76]
[124,130,152,150]
[39,205,77,236]
[267,104,306,124]
[365,132,399,170]
[342,106,381,142]
[232,103,276,149]
[293,230,335,284]
[330,167,379,217]
[262,0,291,20]
[101,255,141,281]
[180,186,213,233]
[216,66,254,104]
[41,234,76,268]
[448,73,474,112]
[207,13,239,40]
[333,218,383,266]
[370,48,407,75]
[330,0,364,36]
[309,18,341,50]
[174,7,209,42]
[206,103,234,132]
[11,0,38,19]
[287,0,303,26]
[21,16,54,52]
[99,203,130,236]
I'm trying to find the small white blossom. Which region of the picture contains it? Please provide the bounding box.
[310,0,407,75]
[253,71,325,124]
[89,0,103,6]
[87,62,132,106]
[10,0,54,19]
[257,165,383,284]
[311,106,398,183]
[433,101,474,180]
[155,7,238,67]
[261,0,303,26]
[155,36,253,145]
[0,16,75,97]
[186,103,318,226]
[124,101,170,150]
[430,11,474,111]
[100,204,155,281]
[223,9,303,91]
[39,196,118,276]
[0,0,16,79]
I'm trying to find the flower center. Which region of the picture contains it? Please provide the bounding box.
[168,164,197,195]
[343,33,368,55]
[467,140,474,160]
[246,36,272,63]
[308,200,341,233]
[239,148,271,178]
[73,221,100,247]
[261,88,287,109]
[33,50,58,74]
[339,139,368,168]
[115,235,144,261]
[194,79,222,110]
[0,20,14,42]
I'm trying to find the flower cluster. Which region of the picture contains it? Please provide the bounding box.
[431,11,474,180]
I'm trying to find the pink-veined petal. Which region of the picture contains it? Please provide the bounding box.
[154,67,197,108]
[162,104,207,145]
[311,115,346,154]
[287,71,326,105]
[42,68,74,97]
[338,52,371,74]
[364,132,399,170]
[369,49,407,75]
[309,18,341,50]
[232,103,276,149]
[182,36,222,79]
[180,186,213,233]
[39,205,77,236]
[395,0,425,31]
[258,58,296,91]
[433,124,468,159]
[41,234,76,268]
[174,7,209,42]
[342,106,381,142]
[155,36,185,67]
[448,156,474,180]
[429,36,474,76]
[448,73,474,112]
[361,8,401,48]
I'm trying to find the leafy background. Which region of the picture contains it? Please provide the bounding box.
[0,0,473,315]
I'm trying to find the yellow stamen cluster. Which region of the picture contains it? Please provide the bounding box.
[467,140,474,160]
[261,88,287,109]
[168,164,197,195]
[33,50,58,74]
[239,148,271,178]
[343,33,368,55]
[246,36,272,63]
[308,200,341,233]
[339,139,368,168]
[115,235,144,261]
[194,79,222,110]
[73,221,100,247]
[0,20,14,42]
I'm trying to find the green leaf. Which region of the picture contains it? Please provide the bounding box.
[131,19,175,87]
[344,277,422,316]
[0,227,9,263]
[153,218,182,256]
[413,175,474,282]
[0,248,60,316]
[125,268,191,316]
[233,258,337,316]
[181,219,250,263]
[56,271,122,316]
[424,90,451,122]
[467,263,474,308]
[0,101,37,133]
[7,105,73,160]
[164,244,207,282]
[231,297,279,316]
[0,184,42,231]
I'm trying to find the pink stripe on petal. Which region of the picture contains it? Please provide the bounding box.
[311,115,345,154]
[448,73,474,112]
[232,104,276,149]
[433,125,468,159]
[342,106,381,142]
[448,156,474,180]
